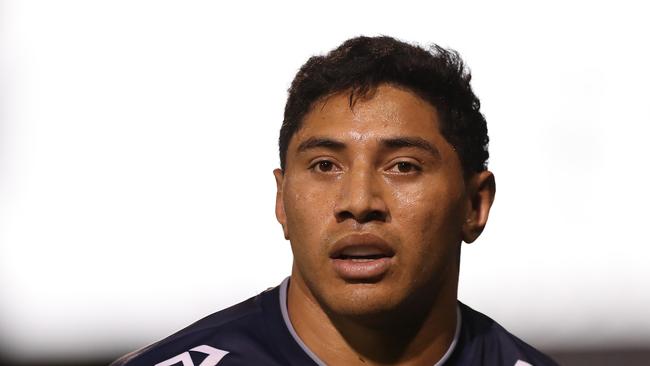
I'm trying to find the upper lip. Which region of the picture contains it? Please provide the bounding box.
[329,233,395,259]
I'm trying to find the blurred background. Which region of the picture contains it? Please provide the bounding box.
[1,1,649,365]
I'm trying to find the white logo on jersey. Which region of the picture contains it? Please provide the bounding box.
[155,345,229,366]
[514,360,533,366]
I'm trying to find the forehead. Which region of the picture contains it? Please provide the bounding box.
[292,84,443,145]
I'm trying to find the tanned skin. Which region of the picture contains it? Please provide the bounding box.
[274,84,495,366]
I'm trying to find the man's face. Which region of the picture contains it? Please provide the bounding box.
[275,84,471,318]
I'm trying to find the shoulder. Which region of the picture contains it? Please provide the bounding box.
[451,303,559,366]
[110,287,283,366]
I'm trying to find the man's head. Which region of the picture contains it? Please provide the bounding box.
[279,35,489,176]
[274,36,495,323]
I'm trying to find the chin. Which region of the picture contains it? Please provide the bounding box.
[325,275,448,326]
[319,282,407,322]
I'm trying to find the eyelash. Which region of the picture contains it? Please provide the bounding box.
[309,160,422,174]
[309,160,340,173]
[387,161,422,174]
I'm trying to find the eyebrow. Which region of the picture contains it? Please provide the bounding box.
[296,136,440,158]
[297,137,346,153]
[380,137,440,158]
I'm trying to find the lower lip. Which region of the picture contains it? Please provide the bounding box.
[331,257,393,281]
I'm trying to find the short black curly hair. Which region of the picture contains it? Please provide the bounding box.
[279,35,488,175]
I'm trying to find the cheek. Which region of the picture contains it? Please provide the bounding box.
[283,178,335,249]
[285,184,329,222]
[394,193,462,287]
[390,181,465,248]
[390,182,453,223]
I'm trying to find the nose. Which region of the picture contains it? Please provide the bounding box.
[334,167,388,223]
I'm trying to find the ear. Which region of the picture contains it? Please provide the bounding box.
[273,168,290,240]
[462,170,496,243]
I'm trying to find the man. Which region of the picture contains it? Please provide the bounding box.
[113,36,558,366]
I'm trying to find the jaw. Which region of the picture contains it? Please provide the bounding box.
[290,255,459,328]
[286,250,462,366]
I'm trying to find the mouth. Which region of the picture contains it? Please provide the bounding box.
[329,233,395,282]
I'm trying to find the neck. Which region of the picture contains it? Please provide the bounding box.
[286,270,459,366]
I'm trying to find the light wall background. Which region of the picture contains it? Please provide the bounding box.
[1,0,649,361]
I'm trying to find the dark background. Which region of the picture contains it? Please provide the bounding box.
[2,348,650,366]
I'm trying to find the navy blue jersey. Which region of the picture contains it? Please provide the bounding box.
[112,278,558,366]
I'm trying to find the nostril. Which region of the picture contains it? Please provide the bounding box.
[335,209,387,223]
[335,210,355,222]
[364,210,386,222]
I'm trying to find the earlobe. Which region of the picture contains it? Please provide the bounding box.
[462,171,496,244]
[273,168,290,240]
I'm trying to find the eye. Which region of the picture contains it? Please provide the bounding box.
[310,160,339,173]
[388,161,422,173]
